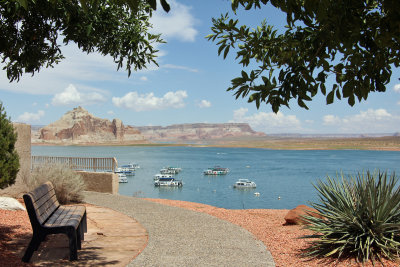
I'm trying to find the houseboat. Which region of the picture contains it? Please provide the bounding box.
[203,166,229,175]
[233,179,256,188]
[154,177,183,187]
[118,173,128,183]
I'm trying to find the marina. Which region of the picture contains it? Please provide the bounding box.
[32,146,400,210]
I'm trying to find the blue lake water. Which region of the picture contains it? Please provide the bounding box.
[32,146,400,210]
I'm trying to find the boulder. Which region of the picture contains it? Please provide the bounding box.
[284,204,322,225]
[0,197,26,211]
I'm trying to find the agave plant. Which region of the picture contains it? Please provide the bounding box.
[303,171,400,264]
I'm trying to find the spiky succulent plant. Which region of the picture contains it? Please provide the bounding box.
[303,171,400,264]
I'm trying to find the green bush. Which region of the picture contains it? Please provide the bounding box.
[26,163,86,204]
[303,171,400,264]
[0,102,20,189]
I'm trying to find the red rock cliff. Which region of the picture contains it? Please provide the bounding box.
[37,106,144,144]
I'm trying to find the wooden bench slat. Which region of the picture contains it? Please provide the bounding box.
[36,195,59,224]
[45,206,85,227]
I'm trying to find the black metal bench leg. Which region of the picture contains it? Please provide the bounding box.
[79,221,85,241]
[76,225,82,250]
[82,211,87,233]
[22,233,42,263]
[67,228,78,261]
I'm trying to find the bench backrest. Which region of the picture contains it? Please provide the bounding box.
[23,182,61,229]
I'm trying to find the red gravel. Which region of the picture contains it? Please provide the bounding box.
[0,208,35,267]
[2,199,399,267]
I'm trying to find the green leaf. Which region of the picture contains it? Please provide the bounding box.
[223,46,230,59]
[16,0,28,9]
[348,94,355,106]
[342,82,353,98]
[327,90,334,104]
[218,44,225,56]
[160,0,170,12]
[336,89,341,100]
[241,70,249,80]
[148,0,157,10]
[320,83,326,95]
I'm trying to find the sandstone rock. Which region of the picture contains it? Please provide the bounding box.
[136,123,265,141]
[36,106,145,144]
[0,197,26,211]
[284,204,322,225]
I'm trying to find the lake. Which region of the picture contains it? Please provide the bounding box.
[32,146,400,210]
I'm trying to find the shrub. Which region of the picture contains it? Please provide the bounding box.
[26,163,86,204]
[303,171,400,264]
[0,102,20,189]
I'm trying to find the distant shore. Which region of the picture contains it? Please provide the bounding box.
[31,136,400,151]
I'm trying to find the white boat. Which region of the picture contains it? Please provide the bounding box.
[154,173,173,180]
[118,173,128,183]
[115,163,139,176]
[233,179,256,188]
[154,177,183,187]
[125,163,140,169]
[160,166,182,174]
[203,166,229,175]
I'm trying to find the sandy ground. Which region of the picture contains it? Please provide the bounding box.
[1,198,399,267]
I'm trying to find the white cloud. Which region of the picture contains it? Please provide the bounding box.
[16,110,45,123]
[150,0,198,42]
[140,76,148,81]
[107,110,115,115]
[112,90,188,111]
[52,84,106,106]
[323,109,400,133]
[394,84,400,92]
[323,115,341,125]
[230,108,302,134]
[198,100,211,108]
[162,64,198,73]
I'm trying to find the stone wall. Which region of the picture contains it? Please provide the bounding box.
[78,171,119,194]
[13,123,31,184]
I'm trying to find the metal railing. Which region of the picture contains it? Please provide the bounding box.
[31,156,118,172]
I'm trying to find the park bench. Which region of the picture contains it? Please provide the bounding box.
[22,181,87,262]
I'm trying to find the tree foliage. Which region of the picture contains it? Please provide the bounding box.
[0,0,170,82]
[0,102,20,189]
[207,0,400,112]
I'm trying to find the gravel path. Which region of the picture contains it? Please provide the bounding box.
[83,192,275,267]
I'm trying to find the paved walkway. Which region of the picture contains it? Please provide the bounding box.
[17,192,275,266]
[84,192,275,267]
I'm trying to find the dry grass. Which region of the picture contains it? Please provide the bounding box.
[26,163,86,204]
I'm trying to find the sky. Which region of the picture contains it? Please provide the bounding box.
[1,0,400,135]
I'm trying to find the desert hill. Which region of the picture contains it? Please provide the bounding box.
[136,123,266,141]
